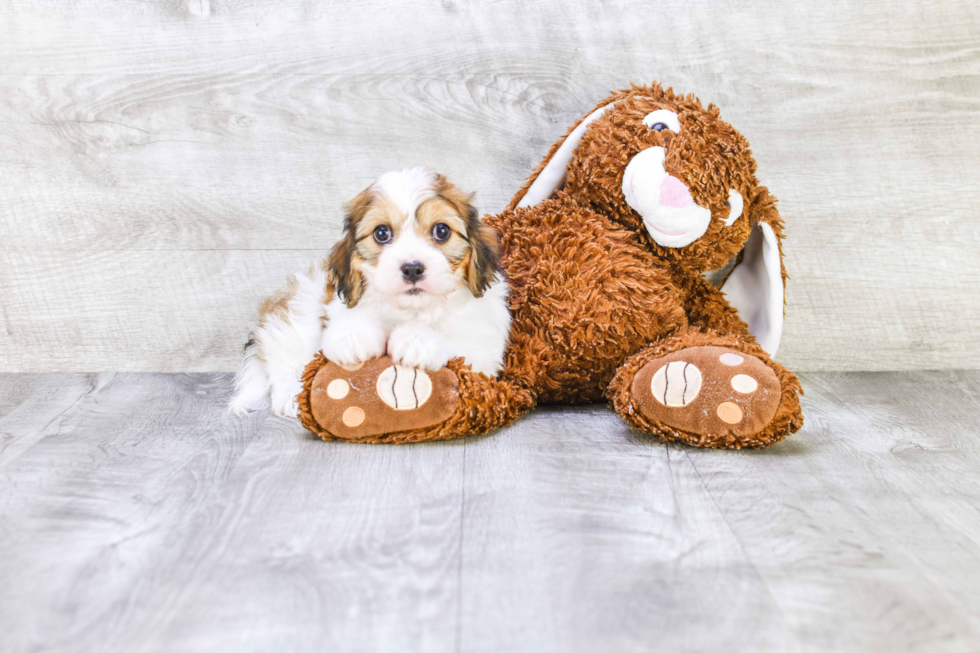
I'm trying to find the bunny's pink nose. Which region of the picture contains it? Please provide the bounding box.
[658,175,694,208]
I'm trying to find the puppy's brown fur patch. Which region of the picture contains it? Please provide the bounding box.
[327,187,375,307]
[432,176,500,297]
[258,275,299,322]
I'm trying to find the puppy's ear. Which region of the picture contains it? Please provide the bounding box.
[327,188,371,308]
[463,203,501,298]
[434,175,502,298]
[327,224,363,308]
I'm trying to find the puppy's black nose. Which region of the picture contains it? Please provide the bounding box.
[401,261,425,283]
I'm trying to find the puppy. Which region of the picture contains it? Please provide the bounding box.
[230,167,511,418]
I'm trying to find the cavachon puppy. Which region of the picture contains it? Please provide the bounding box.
[230,167,509,418]
[297,83,804,449]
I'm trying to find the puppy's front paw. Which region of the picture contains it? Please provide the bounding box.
[270,377,302,418]
[388,325,450,371]
[322,321,387,366]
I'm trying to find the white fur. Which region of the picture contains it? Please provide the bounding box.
[373,167,438,215]
[230,167,511,419]
[321,275,510,377]
[229,263,329,417]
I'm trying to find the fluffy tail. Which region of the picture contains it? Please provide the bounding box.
[228,337,271,415]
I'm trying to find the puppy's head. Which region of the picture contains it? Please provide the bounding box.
[328,167,499,310]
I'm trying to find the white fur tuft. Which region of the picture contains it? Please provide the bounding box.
[229,263,329,418]
[373,166,439,216]
[228,341,271,415]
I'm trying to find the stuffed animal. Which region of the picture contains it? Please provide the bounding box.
[298,82,803,448]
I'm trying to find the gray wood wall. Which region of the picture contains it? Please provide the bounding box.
[2,0,978,373]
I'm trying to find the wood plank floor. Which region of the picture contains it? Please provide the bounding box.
[1,371,979,652]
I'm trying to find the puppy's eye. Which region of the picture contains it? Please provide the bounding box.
[373,225,392,244]
[431,223,451,243]
[650,123,668,132]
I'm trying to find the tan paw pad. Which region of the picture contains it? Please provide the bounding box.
[716,402,743,424]
[720,353,744,366]
[326,378,350,399]
[730,374,758,394]
[342,406,365,427]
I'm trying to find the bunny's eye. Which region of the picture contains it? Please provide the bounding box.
[642,109,681,134]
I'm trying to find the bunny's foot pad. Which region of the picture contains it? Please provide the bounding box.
[632,346,780,438]
[302,355,459,441]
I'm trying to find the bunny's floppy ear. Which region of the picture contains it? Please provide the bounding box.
[509,92,641,210]
[515,103,618,208]
[719,186,786,356]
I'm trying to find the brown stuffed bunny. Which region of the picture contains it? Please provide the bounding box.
[299,82,803,449]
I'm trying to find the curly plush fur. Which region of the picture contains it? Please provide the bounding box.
[299,82,804,448]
